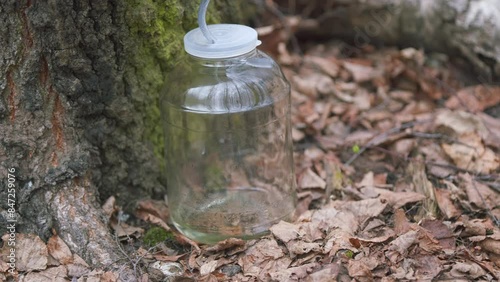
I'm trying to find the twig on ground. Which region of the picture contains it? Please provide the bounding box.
[470,178,500,227]
[372,146,499,182]
[113,231,141,280]
[344,119,432,166]
[480,181,500,193]
[410,132,477,149]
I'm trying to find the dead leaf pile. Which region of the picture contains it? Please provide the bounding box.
[152,32,499,281]
[0,233,111,282]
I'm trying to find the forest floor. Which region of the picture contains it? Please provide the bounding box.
[3,22,500,282]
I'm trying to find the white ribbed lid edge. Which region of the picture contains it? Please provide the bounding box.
[184,24,261,59]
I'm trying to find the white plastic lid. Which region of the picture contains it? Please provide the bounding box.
[184,24,261,59]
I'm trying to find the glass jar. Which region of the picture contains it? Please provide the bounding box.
[161,24,296,244]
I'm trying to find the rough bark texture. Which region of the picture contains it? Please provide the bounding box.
[0,0,245,272]
[288,0,500,81]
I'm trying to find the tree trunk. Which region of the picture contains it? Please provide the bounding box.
[278,0,500,81]
[0,0,245,273]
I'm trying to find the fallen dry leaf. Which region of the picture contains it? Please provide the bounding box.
[361,187,426,210]
[393,209,414,235]
[329,198,388,227]
[390,138,416,158]
[135,211,171,232]
[19,265,67,282]
[400,47,425,63]
[200,260,219,276]
[292,73,334,98]
[286,241,322,257]
[450,261,487,279]
[419,142,455,178]
[354,227,395,244]
[460,217,489,237]
[478,112,500,150]
[305,263,340,282]
[416,226,443,253]
[270,221,303,243]
[480,238,500,255]
[460,173,500,211]
[269,262,318,282]
[298,168,326,189]
[356,171,376,188]
[413,254,443,280]
[67,261,89,278]
[244,239,284,260]
[136,199,170,223]
[66,254,90,277]
[445,85,500,112]
[100,271,119,282]
[492,253,500,268]
[0,259,9,273]
[304,146,325,162]
[47,254,60,267]
[343,61,381,83]
[435,109,489,138]
[298,222,325,242]
[255,24,286,56]
[15,233,48,272]
[324,228,358,256]
[110,221,144,240]
[434,187,461,219]
[302,207,357,235]
[386,230,418,262]
[237,238,289,280]
[239,252,291,281]
[344,130,376,145]
[347,256,379,278]
[153,253,186,262]
[304,55,340,78]
[420,220,455,250]
[47,234,73,265]
[82,269,106,282]
[389,90,414,103]
[442,133,499,174]
[292,127,306,142]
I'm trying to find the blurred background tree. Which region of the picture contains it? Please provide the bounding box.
[256,0,500,81]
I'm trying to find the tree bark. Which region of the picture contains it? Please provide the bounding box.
[0,0,245,274]
[278,0,500,81]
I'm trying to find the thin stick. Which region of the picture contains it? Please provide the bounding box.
[344,119,431,166]
[372,146,499,181]
[470,178,500,227]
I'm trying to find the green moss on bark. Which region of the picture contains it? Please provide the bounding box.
[123,0,247,168]
[143,227,174,246]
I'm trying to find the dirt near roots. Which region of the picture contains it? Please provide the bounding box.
[2,25,500,282]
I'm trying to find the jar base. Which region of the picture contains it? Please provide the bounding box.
[170,187,295,244]
[172,221,270,245]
